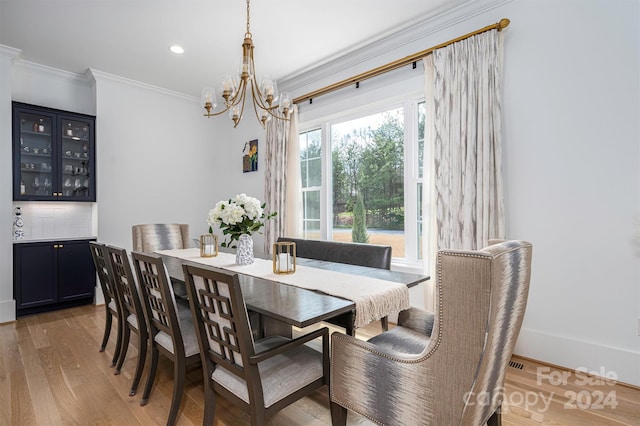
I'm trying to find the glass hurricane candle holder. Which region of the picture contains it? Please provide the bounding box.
[273,242,296,274]
[200,234,218,258]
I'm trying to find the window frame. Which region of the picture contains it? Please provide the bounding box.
[298,94,425,270]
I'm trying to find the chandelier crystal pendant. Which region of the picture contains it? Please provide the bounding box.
[201,0,291,128]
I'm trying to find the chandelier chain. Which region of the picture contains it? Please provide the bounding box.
[246,0,251,35]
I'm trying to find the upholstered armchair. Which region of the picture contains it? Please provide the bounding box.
[131,223,190,253]
[330,240,533,426]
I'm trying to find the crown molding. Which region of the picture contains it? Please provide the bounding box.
[88,69,199,103]
[0,44,22,61]
[14,59,95,86]
[278,0,513,94]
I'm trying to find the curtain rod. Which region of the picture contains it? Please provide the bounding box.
[293,18,510,105]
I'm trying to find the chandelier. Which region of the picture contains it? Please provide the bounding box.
[200,0,291,128]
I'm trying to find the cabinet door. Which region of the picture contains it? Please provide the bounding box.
[12,102,96,202]
[13,106,57,200]
[57,240,96,301]
[58,115,95,201]
[13,243,57,309]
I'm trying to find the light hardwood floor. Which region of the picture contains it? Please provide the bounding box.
[1,305,638,425]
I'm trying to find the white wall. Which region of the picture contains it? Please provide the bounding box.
[206,109,269,252]
[12,61,95,115]
[500,0,639,387]
[91,70,267,252]
[91,71,211,249]
[282,0,640,386]
[0,46,20,323]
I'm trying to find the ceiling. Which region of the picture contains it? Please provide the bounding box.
[0,0,470,98]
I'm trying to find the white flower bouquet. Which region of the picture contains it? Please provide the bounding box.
[207,193,276,247]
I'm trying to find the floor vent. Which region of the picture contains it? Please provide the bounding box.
[508,360,524,370]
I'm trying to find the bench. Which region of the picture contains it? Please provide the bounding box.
[277,237,393,333]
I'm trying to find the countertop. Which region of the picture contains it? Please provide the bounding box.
[13,236,97,244]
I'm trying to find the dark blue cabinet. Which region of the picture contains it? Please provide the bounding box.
[13,102,96,202]
[14,239,96,316]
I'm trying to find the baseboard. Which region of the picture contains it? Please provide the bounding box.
[94,284,105,305]
[0,299,16,324]
[511,354,640,392]
[515,327,640,387]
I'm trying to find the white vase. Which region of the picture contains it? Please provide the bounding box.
[235,234,254,265]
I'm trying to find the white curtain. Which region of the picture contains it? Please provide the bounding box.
[264,106,301,253]
[263,115,288,253]
[422,55,437,311]
[423,28,505,257]
[284,105,302,238]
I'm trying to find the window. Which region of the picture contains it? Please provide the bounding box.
[298,99,425,267]
[299,129,322,238]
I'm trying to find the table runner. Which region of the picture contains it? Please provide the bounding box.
[156,248,410,328]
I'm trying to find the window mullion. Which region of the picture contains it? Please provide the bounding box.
[403,100,418,263]
[321,121,331,241]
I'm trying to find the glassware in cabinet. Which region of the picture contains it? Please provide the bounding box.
[15,110,55,199]
[13,102,95,201]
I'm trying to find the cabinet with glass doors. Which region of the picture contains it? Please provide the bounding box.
[12,102,96,201]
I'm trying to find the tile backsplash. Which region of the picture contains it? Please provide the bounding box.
[13,202,97,241]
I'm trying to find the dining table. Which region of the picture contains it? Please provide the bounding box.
[157,248,429,337]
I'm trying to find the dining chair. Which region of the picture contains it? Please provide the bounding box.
[104,245,148,397]
[89,241,123,367]
[182,263,330,426]
[277,236,393,333]
[131,251,200,426]
[329,240,533,426]
[132,223,190,253]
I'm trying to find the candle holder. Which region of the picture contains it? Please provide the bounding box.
[273,241,296,274]
[200,234,218,258]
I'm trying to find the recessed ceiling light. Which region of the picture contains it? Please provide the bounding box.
[169,45,184,54]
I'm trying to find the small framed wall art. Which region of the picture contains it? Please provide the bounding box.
[243,139,258,173]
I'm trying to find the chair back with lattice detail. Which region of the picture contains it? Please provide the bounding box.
[105,245,146,331]
[182,264,254,378]
[131,251,185,357]
[90,241,117,304]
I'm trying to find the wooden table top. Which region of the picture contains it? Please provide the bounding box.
[159,252,429,329]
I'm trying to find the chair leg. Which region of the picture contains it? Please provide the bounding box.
[166,359,186,426]
[129,332,147,396]
[140,346,158,406]
[111,315,123,368]
[381,316,389,332]
[100,311,112,352]
[345,324,355,336]
[330,401,347,426]
[488,408,502,426]
[250,406,265,426]
[115,325,131,375]
[203,384,216,425]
